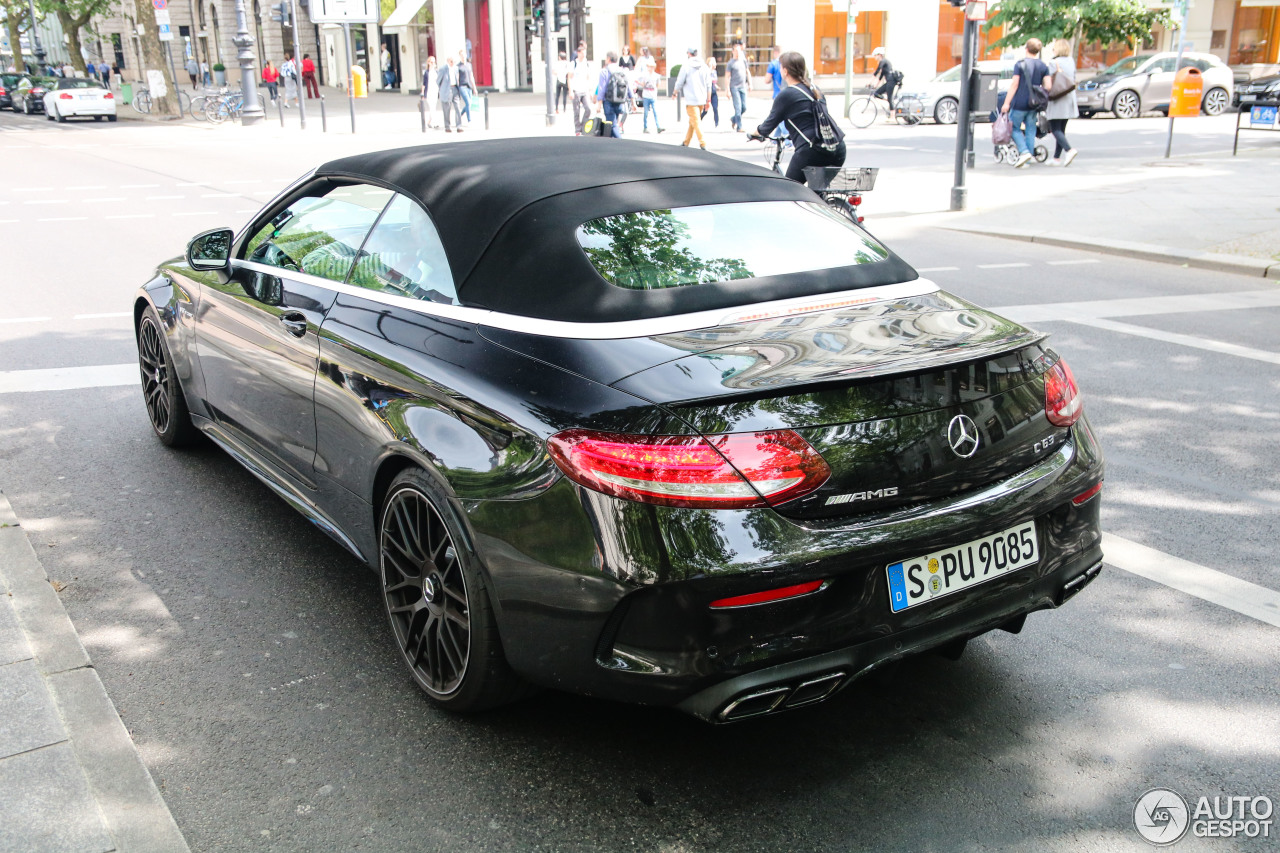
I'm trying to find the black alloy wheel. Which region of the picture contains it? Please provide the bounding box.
[138,306,198,446]
[379,469,527,711]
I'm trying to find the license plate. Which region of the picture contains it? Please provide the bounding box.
[886,522,1038,613]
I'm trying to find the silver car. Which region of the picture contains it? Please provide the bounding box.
[1076,51,1234,118]
[895,60,1017,124]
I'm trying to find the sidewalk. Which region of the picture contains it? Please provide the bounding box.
[0,493,189,853]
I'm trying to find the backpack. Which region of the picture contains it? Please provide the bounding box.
[795,85,845,153]
[605,68,629,104]
[1019,59,1048,110]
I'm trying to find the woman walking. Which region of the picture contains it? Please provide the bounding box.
[1045,38,1079,166]
[754,51,845,185]
[422,56,440,127]
[280,52,300,108]
[262,60,279,104]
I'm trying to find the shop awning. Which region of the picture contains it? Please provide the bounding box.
[382,0,428,28]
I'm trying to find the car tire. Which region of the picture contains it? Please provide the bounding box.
[54,106,66,123]
[108,115,117,122]
[379,468,529,713]
[1113,90,1141,119]
[934,96,959,125]
[94,115,103,121]
[1202,87,1229,116]
[137,305,200,447]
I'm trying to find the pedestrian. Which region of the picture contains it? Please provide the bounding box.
[437,55,460,132]
[200,60,210,86]
[675,47,711,149]
[638,60,663,133]
[1000,38,1051,168]
[569,45,594,135]
[554,51,569,114]
[262,59,279,103]
[186,56,199,89]
[638,46,656,74]
[702,56,721,128]
[618,44,636,72]
[421,56,440,127]
[381,44,394,89]
[456,50,473,126]
[1044,38,1079,167]
[727,43,751,132]
[302,54,319,98]
[593,51,627,138]
[86,60,96,81]
[755,51,845,184]
[111,62,120,86]
[281,52,300,108]
[766,46,783,97]
[871,47,900,114]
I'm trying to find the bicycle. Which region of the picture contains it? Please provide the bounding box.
[131,86,192,116]
[847,84,923,129]
[748,134,873,226]
[758,132,793,175]
[205,90,245,124]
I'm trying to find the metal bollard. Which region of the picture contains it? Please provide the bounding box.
[419,97,426,133]
[320,94,327,132]
[278,96,285,127]
[484,93,490,131]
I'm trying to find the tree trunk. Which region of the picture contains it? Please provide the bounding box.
[56,9,88,74]
[132,0,179,115]
[5,10,25,72]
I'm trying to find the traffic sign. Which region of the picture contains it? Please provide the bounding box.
[158,23,174,41]
[153,0,167,9]
[154,9,171,25]
[309,0,379,24]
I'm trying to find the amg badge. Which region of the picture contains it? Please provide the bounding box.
[826,487,899,506]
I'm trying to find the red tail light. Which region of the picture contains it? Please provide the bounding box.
[710,579,826,609]
[1044,359,1082,427]
[546,429,831,509]
[848,193,862,206]
[59,92,73,100]
[0,88,7,96]
[1071,482,1103,505]
[104,92,114,99]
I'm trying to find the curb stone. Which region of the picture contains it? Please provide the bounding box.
[944,226,1280,280]
[0,491,190,853]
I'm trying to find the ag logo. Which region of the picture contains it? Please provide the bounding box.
[1134,788,1190,845]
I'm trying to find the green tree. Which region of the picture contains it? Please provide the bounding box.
[986,0,1171,51]
[53,0,115,74]
[2,0,35,72]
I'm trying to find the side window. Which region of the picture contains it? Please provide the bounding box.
[346,194,458,304]
[244,183,393,284]
[1148,57,1176,73]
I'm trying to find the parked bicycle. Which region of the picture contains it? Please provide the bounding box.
[204,89,245,124]
[131,86,192,116]
[748,133,875,227]
[846,83,923,129]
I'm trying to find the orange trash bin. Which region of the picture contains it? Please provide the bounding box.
[1169,67,1203,117]
[351,64,368,98]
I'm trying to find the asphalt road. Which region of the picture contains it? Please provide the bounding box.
[1,112,1277,852]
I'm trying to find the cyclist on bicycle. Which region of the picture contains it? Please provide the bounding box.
[872,47,901,109]
[753,51,845,185]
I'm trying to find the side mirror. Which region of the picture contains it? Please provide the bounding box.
[186,227,234,271]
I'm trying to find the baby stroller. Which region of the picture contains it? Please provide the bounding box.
[991,92,1049,165]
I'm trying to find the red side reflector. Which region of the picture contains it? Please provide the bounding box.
[710,580,826,609]
[1072,482,1103,505]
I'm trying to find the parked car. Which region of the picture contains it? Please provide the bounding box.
[1076,51,1233,118]
[0,72,28,111]
[1234,72,1280,107]
[134,140,1104,723]
[896,59,1017,124]
[10,75,56,115]
[42,77,117,122]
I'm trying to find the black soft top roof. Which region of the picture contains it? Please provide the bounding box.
[316,138,917,323]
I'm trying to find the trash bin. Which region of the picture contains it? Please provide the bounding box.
[121,82,133,104]
[351,65,367,98]
[971,70,999,115]
[1169,67,1203,117]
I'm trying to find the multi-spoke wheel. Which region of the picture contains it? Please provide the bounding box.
[137,306,198,446]
[1113,89,1141,119]
[379,470,527,711]
[1201,87,1228,116]
[934,96,959,125]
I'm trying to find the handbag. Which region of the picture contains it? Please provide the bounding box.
[992,112,1012,146]
[1048,60,1076,101]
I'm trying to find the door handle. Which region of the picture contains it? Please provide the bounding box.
[279,311,309,338]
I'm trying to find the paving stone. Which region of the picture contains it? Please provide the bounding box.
[0,591,34,666]
[0,660,67,760]
[0,743,114,853]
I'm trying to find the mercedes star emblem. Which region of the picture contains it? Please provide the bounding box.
[947,414,980,458]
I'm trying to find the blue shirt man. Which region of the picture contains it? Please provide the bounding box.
[766,47,783,97]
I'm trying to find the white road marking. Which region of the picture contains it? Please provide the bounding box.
[224,179,263,184]
[105,213,155,219]
[1046,259,1101,266]
[1104,533,1280,629]
[23,199,68,204]
[175,182,205,187]
[916,266,959,272]
[0,364,137,394]
[0,317,51,325]
[977,262,1032,269]
[1066,317,1280,366]
[0,219,17,224]
[73,312,132,320]
[174,211,217,216]
[121,184,159,188]
[36,216,88,222]
[12,187,53,192]
[995,288,1280,324]
[66,185,107,190]
[84,197,127,203]
[145,195,185,200]
[201,192,237,198]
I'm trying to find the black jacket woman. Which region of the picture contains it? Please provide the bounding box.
[755,51,846,185]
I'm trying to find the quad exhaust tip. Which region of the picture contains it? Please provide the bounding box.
[718,671,847,722]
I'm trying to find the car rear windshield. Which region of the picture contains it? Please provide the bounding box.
[58,79,103,89]
[575,201,890,291]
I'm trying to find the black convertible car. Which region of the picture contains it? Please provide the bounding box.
[135,139,1103,722]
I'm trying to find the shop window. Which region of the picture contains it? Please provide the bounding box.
[814,2,886,75]
[628,0,666,75]
[710,5,776,77]
[1230,2,1280,65]
[938,2,1003,73]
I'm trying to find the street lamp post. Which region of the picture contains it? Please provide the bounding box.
[232,0,265,124]
[26,0,46,71]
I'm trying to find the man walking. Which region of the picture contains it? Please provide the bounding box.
[766,46,783,97]
[594,52,627,138]
[186,57,199,90]
[301,54,319,98]
[456,50,474,125]
[675,47,710,149]
[727,43,751,132]
[1000,38,1052,168]
[568,45,594,135]
[437,55,459,132]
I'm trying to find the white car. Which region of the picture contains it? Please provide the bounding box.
[1075,52,1234,118]
[42,77,117,122]
[896,60,1017,125]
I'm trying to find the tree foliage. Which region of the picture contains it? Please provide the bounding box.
[986,0,1172,51]
[54,0,115,73]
